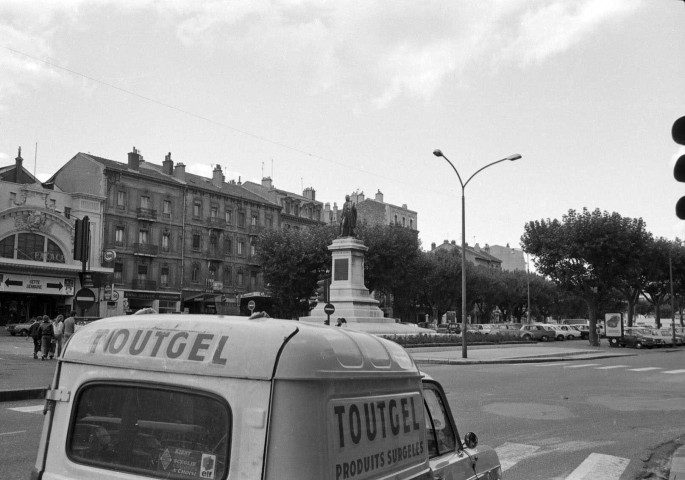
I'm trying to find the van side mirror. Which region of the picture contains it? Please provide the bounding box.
[463,432,478,449]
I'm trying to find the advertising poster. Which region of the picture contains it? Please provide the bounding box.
[605,313,623,338]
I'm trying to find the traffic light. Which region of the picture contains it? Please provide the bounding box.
[673,117,685,219]
[73,216,90,262]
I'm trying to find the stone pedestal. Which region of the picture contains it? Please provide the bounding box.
[303,237,429,335]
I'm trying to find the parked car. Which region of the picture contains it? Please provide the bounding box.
[575,325,590,340]
[418,321,438,331]
[518,324,555,342]
[652,328,683,347]
[446,323,461,334]
[558,325,581,340]
[610,327,664,349]
[544,325,568,341]
[6,318,38,336]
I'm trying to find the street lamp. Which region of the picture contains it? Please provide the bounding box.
[433,149,521,358]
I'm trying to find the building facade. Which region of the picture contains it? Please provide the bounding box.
[0,148,111,324]
[488,244,527,272]
[430,240,503,269]
[50,149,281,316]
[323,190,418,231]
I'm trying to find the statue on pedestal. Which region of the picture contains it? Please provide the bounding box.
[339,195,357,237]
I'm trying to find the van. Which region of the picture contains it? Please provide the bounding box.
[32,314,502,480]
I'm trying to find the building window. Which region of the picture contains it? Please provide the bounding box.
[9,192,16,206]
[237,269,244,286]
[208,264,217,280]
[210,206,218,218]
[193,200,201,218]
[250,244,255,257]
[192,264,200,283]
[192,233,201,251]
[113,262,123,284]
[137,264,148,283]
[225,209,232,224]
[402,217,406,227]
[115,227,125,246]
[162,200,171,217]
[0,236,14,258]
[266,216,273,228]
[224,238,233,255]
[140,195,150,209]
[224,266,232,285]
[46,239,65,263]
[117,191,126,208]
[410,219,413,229]
[160,266,169,287]
[394,214,398,225]
[238,212,245,227]
[17,233,44,261]
[49,199,56,209]
[64,207,71,219]
[237,241,244,256]
[250,271,257,290]
[138,229,149,245]
[251,215,257,226]
[162,232,170,252]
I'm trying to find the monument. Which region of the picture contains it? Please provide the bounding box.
[303,196,429,334]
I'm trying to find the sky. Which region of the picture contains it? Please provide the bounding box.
[1,0,685,254]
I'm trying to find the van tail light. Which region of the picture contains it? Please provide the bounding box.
[29,467,43,480]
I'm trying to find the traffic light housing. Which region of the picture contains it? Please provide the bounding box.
[73,216,90,262]
[673,117,685,219]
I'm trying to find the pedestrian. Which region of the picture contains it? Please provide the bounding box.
[39,315,54,361]
[53,315,65,357]
[63,311,76,342]
[28,317,42,359]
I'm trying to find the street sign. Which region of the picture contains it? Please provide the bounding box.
[248,300,256,312]
[103,284,112,301]
[75,287,96,308]
[111,290,120,301]
[324,303,335,315]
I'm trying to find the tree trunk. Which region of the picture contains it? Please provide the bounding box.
[586,300,600,347]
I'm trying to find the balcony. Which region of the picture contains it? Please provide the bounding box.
[131,279,157,291]
[206,249,224,261]
[207,217,226,229]
[137,207,158,221]
[133,243,159,256]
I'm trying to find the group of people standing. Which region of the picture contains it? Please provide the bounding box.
[28,312,76,360]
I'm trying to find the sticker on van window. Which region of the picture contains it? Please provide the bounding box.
[329,393,425,480]
[157,447,216,479]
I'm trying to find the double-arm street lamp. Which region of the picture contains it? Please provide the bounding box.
[433,149,522,358]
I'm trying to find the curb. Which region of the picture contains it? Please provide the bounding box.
[0,387,46,403]
[414,352,637,365]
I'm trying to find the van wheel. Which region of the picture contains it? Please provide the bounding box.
[609,338,618,347]
[523,334,532,341]
[636,342,643,349]
[556,335,564,341]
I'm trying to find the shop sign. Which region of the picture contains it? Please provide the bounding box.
[0,273,75,296]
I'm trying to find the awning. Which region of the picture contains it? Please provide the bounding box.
[183,293,222,303]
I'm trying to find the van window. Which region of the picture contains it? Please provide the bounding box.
[423,384,457,458]
[67,383,230,479]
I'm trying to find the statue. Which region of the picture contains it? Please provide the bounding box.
[339,195,357,237]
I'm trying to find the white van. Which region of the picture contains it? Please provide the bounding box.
[32,314,502,480]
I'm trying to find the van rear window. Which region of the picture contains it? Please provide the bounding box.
[67,383,230,479]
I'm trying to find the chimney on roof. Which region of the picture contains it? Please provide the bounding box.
[212,164,224,188]
[303,187,316,201]
[262,177,273,189]
[450,240,456,245]
[402,204,407,209]
[173,162,186,181]
[375,190,383,202]
[163,152,173,175]
[431,242,436,250]
[15,146,23,183]
[128,147,142,171]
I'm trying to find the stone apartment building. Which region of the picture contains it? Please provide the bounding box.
[488,244,527,272]
[323,190,418,231]
[50,148,281,316]
[430,240,503,269]
[0,148,111,324]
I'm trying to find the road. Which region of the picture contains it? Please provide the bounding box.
[423,347,685,479]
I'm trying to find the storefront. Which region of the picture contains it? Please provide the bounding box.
[120,290,181,315]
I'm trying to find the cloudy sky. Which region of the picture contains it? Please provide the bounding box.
[1,0,684,253]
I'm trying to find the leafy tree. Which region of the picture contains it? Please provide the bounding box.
[418,249,461,322]
[641,237,681,329]
[255,225,337,318]
[521,208,648,346]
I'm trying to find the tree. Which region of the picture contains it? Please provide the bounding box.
[521,208,648,346]
[641,237,681,329]
[255,225,337,318]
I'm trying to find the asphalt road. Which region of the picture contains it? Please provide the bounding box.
[423,347,685,480]
[1,399,44,480]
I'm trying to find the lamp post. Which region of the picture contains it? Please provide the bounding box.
[433,149,521,358]
[526,252,531,324]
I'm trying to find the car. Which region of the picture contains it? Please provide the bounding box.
[446,323,461,334]
[544,325,568,341]
[558,325,581,340]
[653,328,684,347]
[575,325,590,340]
[5,318,38,336]
[518,324,555,342]
[418,321,438,331]
[610,327,664,349]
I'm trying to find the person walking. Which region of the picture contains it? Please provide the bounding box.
[63,311,76,342]
[53,315,65,357]
[39,315,54,361]
[28,318,42,359]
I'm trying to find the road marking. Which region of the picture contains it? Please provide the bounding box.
[662,369,685,374]
[494,442,540,471]
[564,452,629,480]
[595,365,629,370]
[8,405,44,413]
[564,364,602,369]
[627,367,661,371]
[0,430,27,436]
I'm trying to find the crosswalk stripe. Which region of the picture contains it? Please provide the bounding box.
[8,405,44,413]
[564,452,629,480]
[595,365,629,370]
[564,364,601,369]
[662,369,685,374]
[494,442,540,471]
[627,367,661,371]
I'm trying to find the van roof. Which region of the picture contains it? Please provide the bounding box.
[61,315,419,380]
